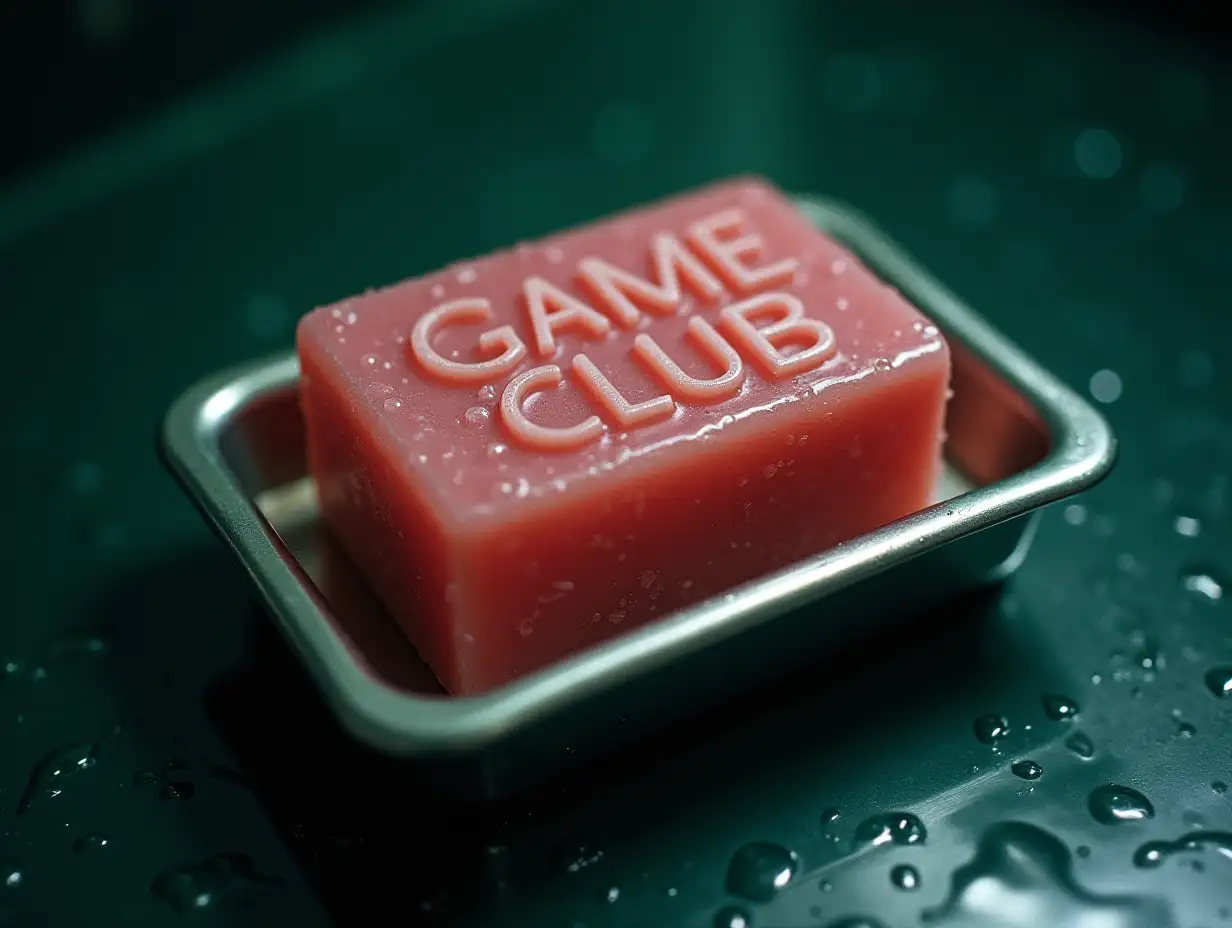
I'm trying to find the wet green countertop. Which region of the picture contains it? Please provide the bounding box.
[1,1,1230,925]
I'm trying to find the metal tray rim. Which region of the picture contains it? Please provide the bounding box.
[160,196,1116,755]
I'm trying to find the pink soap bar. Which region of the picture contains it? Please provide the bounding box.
[297,177,950,694]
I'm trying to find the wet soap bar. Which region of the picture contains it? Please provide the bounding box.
[297,177,950,694]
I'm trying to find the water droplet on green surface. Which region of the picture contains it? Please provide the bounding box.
[1089,785,1155,825]
[1012,760,1043,780]
[151,853,275,914]
[852,812,927,850]
[713,905,752,928]
[1042,694,1080,721]
[161,781,195,801]
[1065,732,1096,759]
[726,842,798,902]
[974,714,1010,745]
[1181,569,1224,601]
[0,859,21,890]
[18,743,97,813]
[890,863,920,890]
[1133,831,1232,868]
[73,833,109,854]
[922,822,1173,926]
[1205,666,1232,699]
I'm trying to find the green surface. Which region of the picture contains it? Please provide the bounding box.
[1,0,1231,925]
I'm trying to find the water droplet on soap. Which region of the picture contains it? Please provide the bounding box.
[486,443,508,459]
[1133,831,1232,869]
[74,833,109,853]
[456,266,477,284]
[18,743,97,813]
[463,406,490,427]
[1181,569,1224,601]
[1012,760,1043,780]
[363,354,378,367]
[382,398,402,412]
[726,842,799,902]
[1065,732,1096,759]
[161,781,195,801]
[974,714,1010,745]
[477,384,497,401]
[921,822,1173,926]
[713,905,752,928]
[891,863,921,890]
[1089,784,1155,825]
[151,853,275,914]
[852,812,927,849]
[1042,694,1079,721]
[1205,666,1232,698]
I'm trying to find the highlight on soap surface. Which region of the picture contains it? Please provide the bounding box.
[296,176,951,695]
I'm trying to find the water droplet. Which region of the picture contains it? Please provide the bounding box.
[463,406,490,427]
[1205,666,1232,698]
[922,822,1173,926]
[151,853,276,914]
[383,397,402,412]
[974,714,1010,745]
[821,806,841,825]
[1181,570,1223,601]
[1133,831,1232,869]
[891,863,921,890]
[558,843,604,874]
[819,878,834,892]
[1175,721,1197,739]
[478,384,497,401]
[74,833,109,853]
[1,858,21,890]
[1089,784,1155,825]
[1042,694,1079,721]
[726,842,799,902]
[1089,369,1123,403]
[713,905,752,928]
[1063,503,1087,526]
[1183,810,1206,828]
[161,781,195,801]
[456,266,477,285]
[1073,128,1123,180]
[1173,515,1201,537]
[602,886,620,903]
[1076,845,1091,858]
[1214,781,1228,794]
[18,743,97,813]
[852,812,927,850]
[1012,760,1043,780]
[1065,732,1096,759]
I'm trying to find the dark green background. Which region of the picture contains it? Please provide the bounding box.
[1,1,1230,925]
